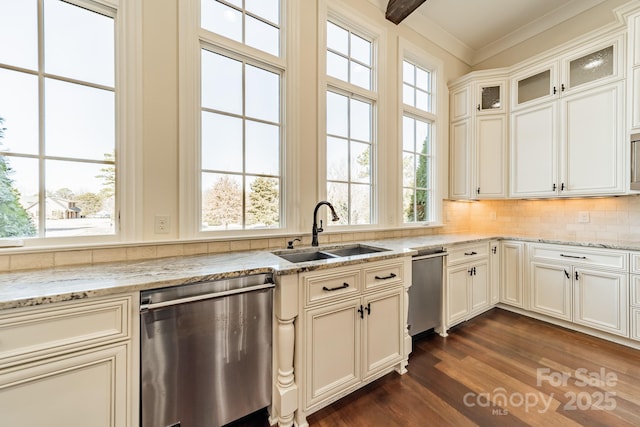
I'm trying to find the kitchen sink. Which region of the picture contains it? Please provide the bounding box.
[273,244,389,263]
[276,250,336,263]
[325,244,389,257]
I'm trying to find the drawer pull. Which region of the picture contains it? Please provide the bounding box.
[464,251,477,256]
[560,254,587,260]
[322,283,349,292]
[374,273,397,280]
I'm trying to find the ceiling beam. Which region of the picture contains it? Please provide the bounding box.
[385,0,427,25]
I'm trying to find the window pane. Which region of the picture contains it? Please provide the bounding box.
[327,92,348,137]
[45,159,115,236]
[202,172,243,230]
[201,50,242,115]
[403,153,415,187]
[416,155,428,188]
[350,61,370,90]
[403,188,415,222]
[44,0,114,87]
[350,142,370,183]
[245,0,279,24]
[246,175,279,228]
[201,0,242,42]
[245,120,279,175]
[327,51,348,82]
[0,0,37,70]
[416,67,430,91]
[350,183,370,224]
[327,181,348,225]
[201,112,242,172]
[350,99,371,142]
[402,61,414,85]
[415,189,427,221]
[403,83,414,107]
[327,136,348,181]
[0,68,39,154]
[1,155,38,237]
[416,89,429,112]
[327,21,348,54]
[402,116,414,152]
[246,15,279,56]
[350,33,371,66]
[45,79,115,161]
[416,120,430,154]
[246,65,279,123]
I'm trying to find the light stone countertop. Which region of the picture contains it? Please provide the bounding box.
[2,233,640,311]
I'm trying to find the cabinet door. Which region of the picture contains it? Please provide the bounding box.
[362,289,403,379]
[451,85,471,121]
[450,119,472,199]
[512,64,557,109]
[530,262,572,321]
[476,115,506,198]
[0,344,129,427]
[477,82,504,114]
[305,298,361,409]
[501,242,524,308]
[632,309,640,341]
[573,268,628,337]
[564,41,620,93]
[446,264,471,324]
[510,102,558,197]
[562,82,623,196]
[469,260,490,315]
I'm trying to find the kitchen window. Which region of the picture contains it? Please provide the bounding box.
[181,0,285,235]
[401,58,437,224]
[324,16,378,226]
[0,0,134,244]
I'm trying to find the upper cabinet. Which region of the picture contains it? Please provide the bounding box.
[509,35,626,198]
[511,37,624,111]
[449,73,509,200]
[628,11,640,130]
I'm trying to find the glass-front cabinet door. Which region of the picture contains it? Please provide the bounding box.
[511,62,557,109]
[476,81,505,114]
[568,45,614,89]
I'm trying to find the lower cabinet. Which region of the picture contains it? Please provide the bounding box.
[0,343,130,427]
[445,242,491,329]
[299,259,409,420]
[0,294,137,427]
[500,241,525,308]
[528,243,629,338]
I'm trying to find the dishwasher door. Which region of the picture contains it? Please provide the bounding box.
[408,249,446,336]
[140,275,274,427]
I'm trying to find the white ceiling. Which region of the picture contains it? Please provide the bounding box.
[367,0,609,65]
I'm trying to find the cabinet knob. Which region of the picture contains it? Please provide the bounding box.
[477,104,480,111]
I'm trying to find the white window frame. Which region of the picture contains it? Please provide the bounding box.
[318,0,386,230]
[0,0,142,248]
[179,0,298,239]
[398,38,444,227]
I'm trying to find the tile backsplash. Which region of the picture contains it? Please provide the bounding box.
[2,195,640,272]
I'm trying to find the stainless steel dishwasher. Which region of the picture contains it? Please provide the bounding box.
[140,274,274,427]
[408,248,447,336]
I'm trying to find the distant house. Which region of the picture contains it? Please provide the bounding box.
[25,197,82,220]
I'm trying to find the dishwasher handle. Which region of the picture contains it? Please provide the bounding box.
[413,252,448,261]
[140,282,275,312]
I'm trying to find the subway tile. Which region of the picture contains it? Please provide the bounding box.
[54,250,93,267]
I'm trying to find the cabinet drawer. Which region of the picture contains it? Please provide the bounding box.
[529,244,627,271]
[447,242,489,265]
[363,262,403,291]
[0,295,131,368]
[304,269,361,306]
[632,275,640,307]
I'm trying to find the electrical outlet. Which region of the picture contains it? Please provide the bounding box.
[578,211,590,223]
[155,215,170,234]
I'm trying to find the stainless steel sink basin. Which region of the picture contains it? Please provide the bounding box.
[275,250,337,263]
[273,244,389,263]
[325,244,389,257]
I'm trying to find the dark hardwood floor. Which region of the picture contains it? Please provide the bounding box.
[232,308,640,426]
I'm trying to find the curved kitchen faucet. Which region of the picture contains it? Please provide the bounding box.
[311,201,340,246]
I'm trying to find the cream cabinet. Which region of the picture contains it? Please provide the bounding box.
[299,258,409,419]
[500,240,525,308]
[445,242,491,329]
[628,253,640,341]
[490,240,500,305]
[0,294,137,427]
[510,36,625,198]
[528,244,629,337]
[449,74,508,200]
[626,11,640,130]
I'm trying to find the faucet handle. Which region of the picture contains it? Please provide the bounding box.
[287,238,302,249]
[317,219,324,233]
